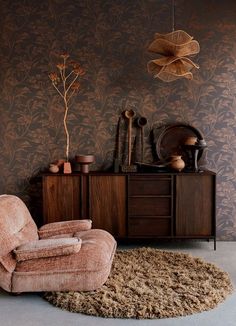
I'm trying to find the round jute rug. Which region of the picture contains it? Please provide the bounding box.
[44,248,233,319]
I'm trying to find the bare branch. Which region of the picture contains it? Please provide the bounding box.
[52,83,64,99]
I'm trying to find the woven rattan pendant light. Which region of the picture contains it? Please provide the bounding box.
[147,0,200,82]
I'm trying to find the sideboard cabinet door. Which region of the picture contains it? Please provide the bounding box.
[175,174,215,237]
[89,175,126,237]
[43,175,81,224]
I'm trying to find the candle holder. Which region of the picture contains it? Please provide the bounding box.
[75,155,95,173]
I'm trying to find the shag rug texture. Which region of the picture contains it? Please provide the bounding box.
[44,248,233,319]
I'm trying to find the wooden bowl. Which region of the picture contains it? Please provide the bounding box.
[75,155,95,164]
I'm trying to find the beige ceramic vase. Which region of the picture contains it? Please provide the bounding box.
[169,155,185,172]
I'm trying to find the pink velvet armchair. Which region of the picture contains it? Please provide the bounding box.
[0,195,116,293]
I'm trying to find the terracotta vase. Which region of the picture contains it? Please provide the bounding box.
[169,155,185,172]
[63,162,72,174]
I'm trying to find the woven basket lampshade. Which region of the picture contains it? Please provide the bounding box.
[147,30,200,82]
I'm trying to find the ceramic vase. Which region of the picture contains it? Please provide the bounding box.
[169,155,185,172]
[49,164,59,173]
[63,162,72,174]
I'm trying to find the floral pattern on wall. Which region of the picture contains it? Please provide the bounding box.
[0,0,236,239]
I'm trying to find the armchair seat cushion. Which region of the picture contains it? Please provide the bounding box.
[13,229,116,292]
[38,220,92,239]
[14,238,82,262]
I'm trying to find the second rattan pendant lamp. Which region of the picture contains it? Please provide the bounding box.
[147,0,200,82]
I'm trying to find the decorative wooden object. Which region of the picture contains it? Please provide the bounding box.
[75,155,95,173]
[42,170,216,249]
[124,109,135,166]
[121,110,137,172]
[136,117,147,163]
[114,117,121,173]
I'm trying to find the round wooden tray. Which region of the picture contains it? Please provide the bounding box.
[154,123,204,161]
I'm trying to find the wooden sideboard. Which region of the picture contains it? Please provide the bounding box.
[42,171,216,249]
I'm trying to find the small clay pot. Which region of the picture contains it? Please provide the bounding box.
[169,155,185,172]
[55,159,65,167]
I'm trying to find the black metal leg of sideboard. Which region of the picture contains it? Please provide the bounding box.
[214,237,216,250]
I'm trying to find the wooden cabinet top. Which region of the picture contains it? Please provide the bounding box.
[42,170,216,177]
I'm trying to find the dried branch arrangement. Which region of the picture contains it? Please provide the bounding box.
[49,53,85,162]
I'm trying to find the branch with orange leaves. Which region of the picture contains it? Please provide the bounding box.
[49,53,85,161]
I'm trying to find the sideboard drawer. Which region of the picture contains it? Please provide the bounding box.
[128,197,171,216]
[129,176,171,196]
[128,218,171,236]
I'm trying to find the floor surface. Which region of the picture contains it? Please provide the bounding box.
[0,241,235,326]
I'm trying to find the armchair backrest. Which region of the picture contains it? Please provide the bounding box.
[0,195,38,258]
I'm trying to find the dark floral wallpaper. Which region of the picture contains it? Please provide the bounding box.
[0,0,236,239]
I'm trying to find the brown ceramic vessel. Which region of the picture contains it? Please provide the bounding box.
[75,155,95,173]
[169,155,185,172]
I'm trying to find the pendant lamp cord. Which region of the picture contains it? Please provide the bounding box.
[172,0,175,32]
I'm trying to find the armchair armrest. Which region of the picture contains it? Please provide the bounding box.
[13,238,81,262]
[38,219,92,239]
